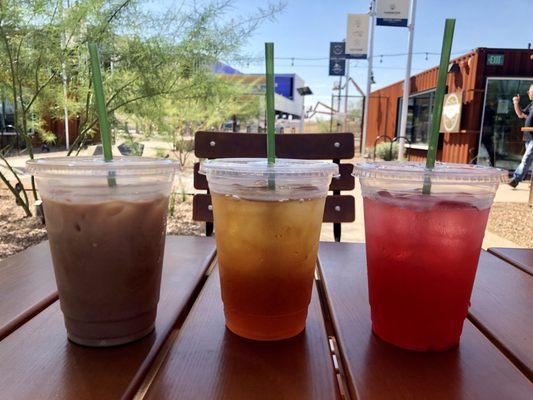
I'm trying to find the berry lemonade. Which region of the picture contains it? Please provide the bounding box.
[363,191,490,351]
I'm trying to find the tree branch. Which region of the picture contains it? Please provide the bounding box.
[0,151,29,209]
[25,71,58,111]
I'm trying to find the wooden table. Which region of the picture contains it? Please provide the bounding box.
[0,237,531,399]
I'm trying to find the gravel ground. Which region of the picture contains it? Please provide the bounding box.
[2,189,531,261]
[487,202,533,248]
[0,190,202,261]
[0,193,47,261]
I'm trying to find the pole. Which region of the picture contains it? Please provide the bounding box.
[300,99,305,133]
[337,76,343,112]
[524,128,533,206]
[397,0,417,161]
[361,0,375,155]
[337,76,343,132]
[330,93,334,132]
[60,0,70,150]
[62,69,69,150]
[344,59,350,132]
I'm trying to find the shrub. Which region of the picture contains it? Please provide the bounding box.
[155,148,169,158]
[372,141,405,161]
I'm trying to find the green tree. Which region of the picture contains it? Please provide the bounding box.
[0,0,284,216]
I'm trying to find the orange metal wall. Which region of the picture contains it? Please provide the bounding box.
[366,48,533,163]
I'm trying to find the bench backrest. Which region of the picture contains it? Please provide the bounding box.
[192,131,355,241]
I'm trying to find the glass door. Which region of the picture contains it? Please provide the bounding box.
[478,78,533,169]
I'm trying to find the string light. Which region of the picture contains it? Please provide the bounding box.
[235,49,472,65]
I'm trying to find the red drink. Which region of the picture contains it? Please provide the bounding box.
[363,191,490,351]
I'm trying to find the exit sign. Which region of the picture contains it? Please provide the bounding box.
[486,54,504,66]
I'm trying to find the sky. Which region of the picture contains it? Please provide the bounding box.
[223,0,531,113]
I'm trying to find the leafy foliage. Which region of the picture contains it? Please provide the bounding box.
[0,0,284,216]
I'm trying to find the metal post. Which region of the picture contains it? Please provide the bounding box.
[330,93,334,132]
[344,60,350,132]
[60,0,70,150]
[62,69,69,150]
[529,174,533,207]
[337,76,343,112]
[398,0,417,161]
[337,76,343,132]
[300,99,305,133]
[361,0,376,155]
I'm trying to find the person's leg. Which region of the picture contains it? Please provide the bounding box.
[512,140,533,183]
[481,134,495,166]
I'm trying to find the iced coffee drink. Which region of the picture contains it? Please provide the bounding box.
[27,156,176,346]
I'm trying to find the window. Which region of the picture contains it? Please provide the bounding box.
[478,78,533,169]
[396,90,436,146]
[0,98,15,133]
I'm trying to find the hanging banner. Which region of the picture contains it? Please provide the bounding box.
[329,59,346,76]
[330,42,346,59]
[346,14,369,59]
[376,0,410,27]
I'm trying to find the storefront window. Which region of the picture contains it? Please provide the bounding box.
[0,98,15,133]
[478,78,533,169]
[396,90,435,146]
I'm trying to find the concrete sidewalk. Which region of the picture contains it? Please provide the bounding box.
[494,180,531,203]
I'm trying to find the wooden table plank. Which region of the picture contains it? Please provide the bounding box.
[0,241,57,340]
[318,242,532,400]
[469,251,533,379]
[145,267,340,400]
[0,236,215,400]
[488,247,533,276]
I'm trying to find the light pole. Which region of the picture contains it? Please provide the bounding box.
[361,0,376,155]
[397,0,418,161]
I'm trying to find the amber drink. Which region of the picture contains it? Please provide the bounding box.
[201,158,337,341]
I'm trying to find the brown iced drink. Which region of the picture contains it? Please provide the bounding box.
[42,196,169,346]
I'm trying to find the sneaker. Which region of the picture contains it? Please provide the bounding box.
[508,179,519,188]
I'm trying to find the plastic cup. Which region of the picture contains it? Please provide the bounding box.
[353,161,506,351]
[201,158,338,341]
[27,156,176,347]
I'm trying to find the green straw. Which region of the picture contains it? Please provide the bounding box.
[265,42,276,189]
[88,43,116,187]
[423,19,455,194]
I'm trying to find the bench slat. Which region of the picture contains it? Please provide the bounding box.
[317,242,532,399]
[193,162,355,191]
[0,236,216,400]
[144,266,340,400]
[194,131,355,159]
[193,194,355,223]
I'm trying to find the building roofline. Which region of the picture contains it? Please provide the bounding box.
[370,47,532,95]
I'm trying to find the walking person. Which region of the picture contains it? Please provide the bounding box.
[509,84,533,188]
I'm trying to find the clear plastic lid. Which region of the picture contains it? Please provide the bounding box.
[353,161,507,183]
[27,156,176,177]
[200,158,339,178]
[200,158,338,200]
